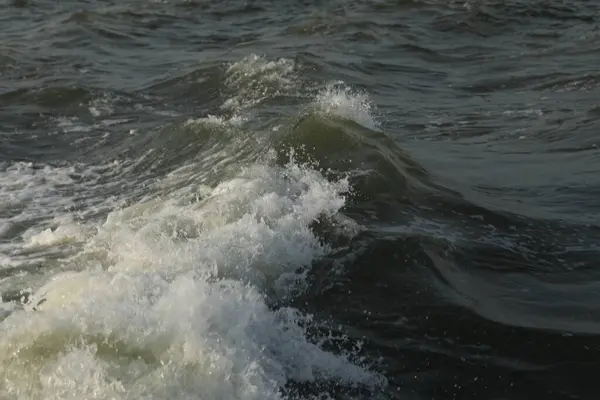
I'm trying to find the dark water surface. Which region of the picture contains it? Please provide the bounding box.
[1,1,600,399]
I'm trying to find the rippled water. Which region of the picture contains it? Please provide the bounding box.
[1,1,600,399]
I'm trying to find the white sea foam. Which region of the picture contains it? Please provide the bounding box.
[0,159,385,399]
[184,113,246,127]
[315,82,379,130]
[0,54,388,399]
[0,162,76,216]
[22,219,85,250]
[0,159,140,273]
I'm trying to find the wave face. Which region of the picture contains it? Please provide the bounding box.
[2,1,600,399]
[0,54,391,399]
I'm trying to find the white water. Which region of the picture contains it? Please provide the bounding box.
[0,159,384,399]
[315,82,380,131]
[0,54,385,400]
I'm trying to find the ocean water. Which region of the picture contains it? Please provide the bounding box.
[1,0,600,399]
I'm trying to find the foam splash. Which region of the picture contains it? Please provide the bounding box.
[315,82,379,130]
[0,54,388,399]
[0,159,385,399]
[22,218,85,250]
[0,162,76,216]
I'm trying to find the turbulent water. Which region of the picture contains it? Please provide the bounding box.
[1,0,600,399]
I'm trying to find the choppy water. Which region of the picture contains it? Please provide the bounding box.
[1,0,600,399]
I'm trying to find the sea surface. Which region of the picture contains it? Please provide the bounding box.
[1,0,600,399]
